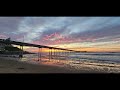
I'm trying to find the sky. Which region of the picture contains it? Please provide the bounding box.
[0,17,120,52]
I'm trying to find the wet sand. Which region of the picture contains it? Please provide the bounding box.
[0,57,119,73]
[0,57,72,73]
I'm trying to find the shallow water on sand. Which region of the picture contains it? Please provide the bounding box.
[19,53,120,73]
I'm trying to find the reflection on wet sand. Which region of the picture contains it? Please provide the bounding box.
[19,54,120,73]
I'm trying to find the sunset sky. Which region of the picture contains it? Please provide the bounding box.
[0,17,120,52]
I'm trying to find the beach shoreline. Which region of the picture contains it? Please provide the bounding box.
[0,57,120,73]
[0,57,72,73]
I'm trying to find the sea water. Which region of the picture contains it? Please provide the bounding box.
[70,52,120,63]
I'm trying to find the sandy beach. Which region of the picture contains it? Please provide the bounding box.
[0,57,73,73]
[0,57,93,73]
[0,57,120,73]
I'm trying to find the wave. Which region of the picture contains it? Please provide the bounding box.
[76,52,120,56]
[70,53,120,63]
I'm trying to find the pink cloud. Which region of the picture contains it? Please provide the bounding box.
[31,32,97,46]
[0,34,8,39]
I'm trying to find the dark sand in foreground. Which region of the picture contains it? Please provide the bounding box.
[0,57,119,73]
[0,57,72,73]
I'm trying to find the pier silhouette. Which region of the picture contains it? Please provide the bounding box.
[0,38,81,60]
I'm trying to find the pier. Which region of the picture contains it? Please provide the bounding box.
[0,39,80,60]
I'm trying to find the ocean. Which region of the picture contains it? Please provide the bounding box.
[70,52,120,63]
